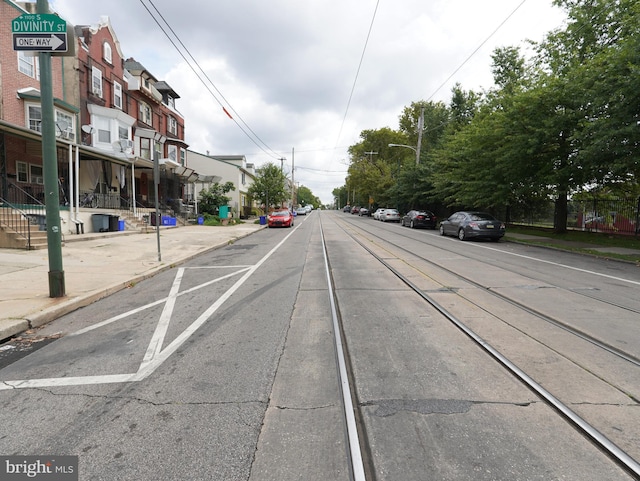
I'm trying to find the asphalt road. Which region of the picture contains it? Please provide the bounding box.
[0,211,637,480]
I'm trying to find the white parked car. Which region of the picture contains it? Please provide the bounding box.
[380,208,401,222]
[373,208,386,220]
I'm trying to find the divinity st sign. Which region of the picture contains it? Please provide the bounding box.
[12,13,67,52]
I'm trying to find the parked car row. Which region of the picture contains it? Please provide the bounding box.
[343,206,505,241]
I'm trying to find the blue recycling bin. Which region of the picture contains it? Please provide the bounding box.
[197,216,204,225]
[259,215,267,225]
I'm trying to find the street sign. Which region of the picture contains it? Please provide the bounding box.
[12,13,67,52]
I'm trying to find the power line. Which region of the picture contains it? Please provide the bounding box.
[333,0,381,153]
[139,0,282,160]
[426,0,528,101]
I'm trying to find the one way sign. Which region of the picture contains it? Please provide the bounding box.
[12,13,67,53]
[13,33,67,52]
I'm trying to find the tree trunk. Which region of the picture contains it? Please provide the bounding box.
[554,191,568,233]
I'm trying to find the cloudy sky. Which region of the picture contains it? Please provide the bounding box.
[48,0,567,204]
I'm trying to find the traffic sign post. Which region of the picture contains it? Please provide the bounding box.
[12,13,67,52]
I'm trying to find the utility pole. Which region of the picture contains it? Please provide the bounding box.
[415,107,424,165]
[290,148,295,208]
[364,151,378,163]
[38,0,65,297]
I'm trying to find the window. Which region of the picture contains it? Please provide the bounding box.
[30,164,43,185]
[28,105,42,132]
[167,144,178,161]
[180,148,186,166]
[113,81,122,109]
[167,95,175,109]
[140,138,151,160]
[18,51,38,78]
[139,101,152,125]
[98,129,111,143]
[55,111,74,140]
[95,117,111,144]
[92,66,103,97]
[103,42,112,64]
[17,162,28,183]
[168,116,177,135]
[155,139,163,160]
[118,126,128,140]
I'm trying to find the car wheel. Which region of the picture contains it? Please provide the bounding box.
[410,220,415,229]
[458,228,466,241]
[439,225,445,236]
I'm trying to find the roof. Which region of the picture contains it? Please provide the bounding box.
[155,81,180,99]
[124,58,158,82]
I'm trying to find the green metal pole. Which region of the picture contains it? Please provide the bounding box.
[38,0,65,297]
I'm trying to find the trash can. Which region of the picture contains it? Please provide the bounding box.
[197,216,204,225]
[150,212,157,226]
[109,215,119,232]
[118,220,125,231]
[219,205,229,219]
[91,214,109,232]
[259,215,267,225]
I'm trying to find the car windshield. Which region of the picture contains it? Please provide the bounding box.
[272,211,289,217]
[386,209,399,214]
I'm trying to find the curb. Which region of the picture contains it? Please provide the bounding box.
[0,227,263,342]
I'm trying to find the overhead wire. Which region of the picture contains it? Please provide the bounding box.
[426,0,528,101]
[139,0,282,160]
[332,0,381,154]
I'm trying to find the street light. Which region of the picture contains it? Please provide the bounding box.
[388,143,419,165]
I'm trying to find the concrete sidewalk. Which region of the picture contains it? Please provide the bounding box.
[0,223,265,341]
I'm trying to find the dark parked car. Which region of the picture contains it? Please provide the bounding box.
[402,210,437,229]
[439,211,505,241]
[351,206,361,214]
[343,205,351,212]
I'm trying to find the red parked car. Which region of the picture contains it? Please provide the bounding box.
[267,210,294,228]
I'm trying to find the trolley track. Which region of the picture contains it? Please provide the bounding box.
[320,213,640,479]
[342,217,640,367]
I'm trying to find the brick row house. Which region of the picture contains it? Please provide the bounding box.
[1,1,191,246]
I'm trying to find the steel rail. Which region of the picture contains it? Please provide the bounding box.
[319,218,367,481]
[333,215,640,479]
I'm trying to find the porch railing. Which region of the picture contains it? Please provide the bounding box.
[0,197,35,250]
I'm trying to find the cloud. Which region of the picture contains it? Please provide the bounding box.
[49,0,566,204]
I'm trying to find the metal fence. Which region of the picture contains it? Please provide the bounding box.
[510,197,640,236]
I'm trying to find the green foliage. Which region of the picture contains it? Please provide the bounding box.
[337,0,640,227]
[296,185,321,208]
[198,182,235,215]
[248,162,289,209]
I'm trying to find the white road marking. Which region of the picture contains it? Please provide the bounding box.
[142,268,184,365]
[0,227,298,390]
[441,236,640,287]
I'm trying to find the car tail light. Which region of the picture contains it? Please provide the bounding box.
[417,215,424,220]
[469,222,480,230]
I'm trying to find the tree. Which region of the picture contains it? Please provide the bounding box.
[198,181,235,215]
[296,185,320,208]
[248,162,289,211]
